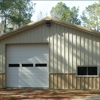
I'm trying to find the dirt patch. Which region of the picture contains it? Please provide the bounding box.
[0,88,100,100]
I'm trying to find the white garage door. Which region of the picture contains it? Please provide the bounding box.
[7,44,49,88]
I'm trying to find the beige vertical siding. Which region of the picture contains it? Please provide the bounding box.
[57,24,60,73]
[0,40,5,88]
[50,73,100,89]
[0,74,2,88]
[0,22,100,89]
[2,74,5,88]
[64,27,68,73]
[0,41,3,73]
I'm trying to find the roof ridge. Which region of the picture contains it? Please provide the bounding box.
[0,17,100,40]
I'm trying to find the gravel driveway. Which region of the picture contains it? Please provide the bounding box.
[71,95,100,100]
[0,88,100,100]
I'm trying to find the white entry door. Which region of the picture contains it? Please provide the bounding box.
[7,44,49,88]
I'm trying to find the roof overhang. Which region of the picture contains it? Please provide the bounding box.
[0,17,100,40]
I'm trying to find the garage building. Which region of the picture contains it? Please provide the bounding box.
[0,17,100,89]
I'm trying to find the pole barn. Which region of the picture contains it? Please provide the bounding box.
[0,17,100,89]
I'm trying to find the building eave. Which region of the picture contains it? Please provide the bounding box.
[0,17,100,40]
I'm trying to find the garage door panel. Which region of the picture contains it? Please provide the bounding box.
[7,44,49,88]
[7,74,20,77]
[34,71,48,73]
[7,66,20,69]
[7,70,21,73]
[7,71,21,75]
[21,79,34,87]
[34,81,48,87]
[35,67,48,70]
[34,82,48,86]
[7,68,20,71]
[34,72,48,74]
[7,72,21,75]
[34,73,48,87]
[34,84,48,87]
[34,79,48,83]
[7,84,20,87]
[21,79,34,83]
[7,78,20,81]
[21,71,33,76]
[7,80,21,86]
[21,69,34,75]
[7,58,33,62]
[34,74,48,80]
[34,68,48,74]
[21,67,34,71]
[21,75,33,78]
[34,56,48,63]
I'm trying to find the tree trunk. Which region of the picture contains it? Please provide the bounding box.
[3,18,6,33]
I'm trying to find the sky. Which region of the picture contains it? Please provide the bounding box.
[31,1,98,21]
